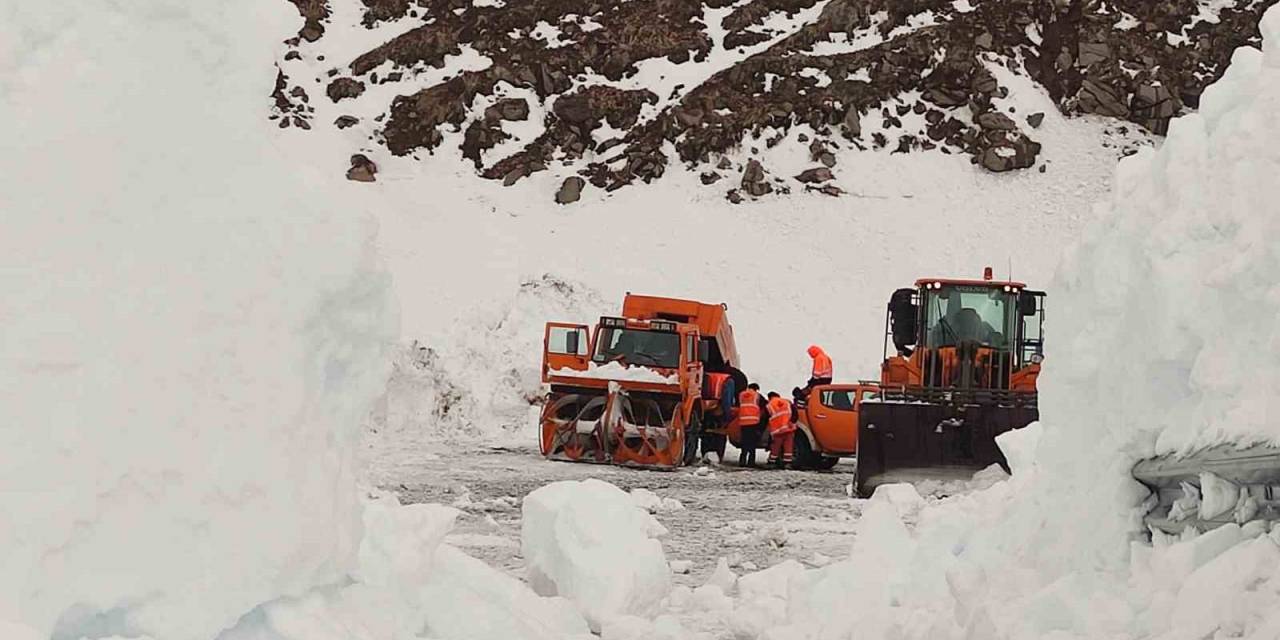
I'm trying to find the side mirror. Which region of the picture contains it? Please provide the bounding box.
[1018,291,1038,317]
[699,340,710,363]
[888,288,917,352]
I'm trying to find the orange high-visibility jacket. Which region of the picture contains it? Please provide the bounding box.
[738,389,761,424]
[767,397,792,433]
[808,345,833,378]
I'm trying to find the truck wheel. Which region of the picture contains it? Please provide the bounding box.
[682,412,703,466]
[793,431,820,470]
[815,456,839,470]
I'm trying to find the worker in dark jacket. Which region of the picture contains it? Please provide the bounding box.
[736,383,765,467]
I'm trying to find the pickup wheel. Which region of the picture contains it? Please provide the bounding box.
[815,456,839,470]
[792,430,822,470]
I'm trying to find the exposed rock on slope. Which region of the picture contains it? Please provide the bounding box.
[272,0,1276,197]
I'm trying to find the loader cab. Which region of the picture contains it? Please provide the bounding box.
[882,277,1045,391]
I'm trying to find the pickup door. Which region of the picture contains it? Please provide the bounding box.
[806,384,863,455]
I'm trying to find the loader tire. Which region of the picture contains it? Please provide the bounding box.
[814,456,839,470]
[682,412,703,466]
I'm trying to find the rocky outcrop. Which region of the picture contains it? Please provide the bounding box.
[326,77,366,103]
[276,0,1277,192]
[555,177,585,204]
[286,0,329,42]
[346,154,378,182]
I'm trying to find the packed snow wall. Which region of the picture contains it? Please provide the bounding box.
[729,9,1280,639]
[0,2,396,639]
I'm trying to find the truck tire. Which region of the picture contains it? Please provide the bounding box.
[682,412,703,466]
[701,432,727,461]
[815,456,839,470]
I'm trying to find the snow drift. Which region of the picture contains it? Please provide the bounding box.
[218,498,593,640]
[522,479,672,631]
[0,2,395,638]
[653,8,1280,639]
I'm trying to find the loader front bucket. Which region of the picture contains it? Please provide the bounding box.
[1132,443,1280,536]
[854,400,1037,497]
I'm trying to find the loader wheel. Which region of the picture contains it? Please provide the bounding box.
[815,456,839,470]
[682,412,703,466]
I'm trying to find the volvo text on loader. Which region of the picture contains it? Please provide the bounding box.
[853,269,1047,497]
[538,294,745,469]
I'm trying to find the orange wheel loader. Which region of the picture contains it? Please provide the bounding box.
[853,269,1046,497]
[538,294,745,469]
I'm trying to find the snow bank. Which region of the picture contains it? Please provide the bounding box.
[648,9,1280,639]
[363,275,610,473]
[222,498,592,640]
[1050,9,1280,458]
[1,2,396,638]
[522,479,672,631]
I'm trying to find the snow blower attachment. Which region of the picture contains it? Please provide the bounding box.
[854,271,1046,497]
[1132,444,1280,536]
[539,295,743,470]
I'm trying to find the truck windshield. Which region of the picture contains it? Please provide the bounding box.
[924,286,1013,349]
[593,328,681,368]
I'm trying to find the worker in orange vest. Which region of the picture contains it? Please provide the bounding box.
[736,383,766,468]
[803,345,834,396]
[766,391,795,469]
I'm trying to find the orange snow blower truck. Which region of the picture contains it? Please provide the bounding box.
[539,294,745,469]
[853,269,1046,497]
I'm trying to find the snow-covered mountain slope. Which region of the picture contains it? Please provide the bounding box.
[275,0,1275,200]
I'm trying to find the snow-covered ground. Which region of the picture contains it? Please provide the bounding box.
[6,0,1280,638]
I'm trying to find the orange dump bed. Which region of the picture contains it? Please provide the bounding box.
[621,294,740,368]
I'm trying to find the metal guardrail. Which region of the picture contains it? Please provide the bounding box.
[1133,443,1280,535]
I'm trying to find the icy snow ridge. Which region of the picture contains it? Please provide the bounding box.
[641,9,1280,639]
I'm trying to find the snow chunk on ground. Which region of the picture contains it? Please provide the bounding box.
[870,483,925,514]
[522,479,672,630]
[630,488,686,513]
[223,498,591,640]
[1198,471,1238,519]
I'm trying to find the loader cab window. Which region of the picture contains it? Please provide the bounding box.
[923,286,1013,349]
[593,328,681,368]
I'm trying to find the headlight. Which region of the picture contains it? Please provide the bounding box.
[1030,353,1044,364]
